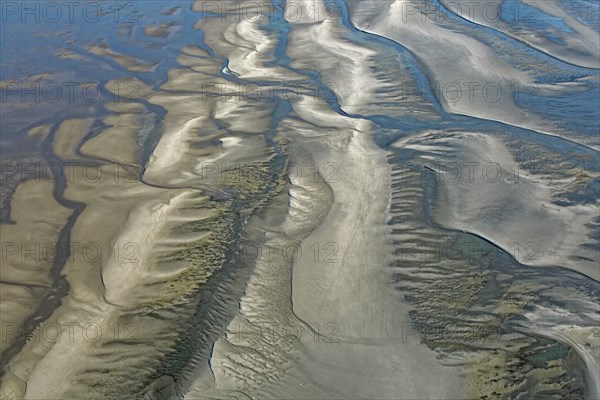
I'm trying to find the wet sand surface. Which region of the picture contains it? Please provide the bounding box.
[1,1,598,399]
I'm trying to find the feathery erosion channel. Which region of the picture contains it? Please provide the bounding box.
[0,0,599,399]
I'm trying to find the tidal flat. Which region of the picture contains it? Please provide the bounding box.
[0,1,598,399]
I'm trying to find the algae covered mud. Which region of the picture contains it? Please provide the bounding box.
[0,0,599,399]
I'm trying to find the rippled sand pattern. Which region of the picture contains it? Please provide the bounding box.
[0,1,598,399]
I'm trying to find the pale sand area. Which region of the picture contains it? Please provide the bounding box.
[1,22,300,395]
[181,45,210,58]
[438,0,600,69]
[143,13,300,190]
[52,118,95,160]
[26,123,52,141]
[288,0,328,24]
[181,1,465,397]
[80,103,148,166]
[525,306,600,399]
[0,180,71,354]
[4,0,596,398]
[376,139,592,398]
[1,118,92,355]
[1,169,208,399]
[144,93,275,190]
[1,113,232,399]
[192,15,305,81]
[522,301,600,399]
[191,0,304,70]
[187,97,464,399]
[287,101,464,398]
[393,130,599,281]
[85,43,158,73]
[346,0,596,148]
[104,77,154,101]
[144,22,180,38]
[2,75,239,398]
[285,18,436,118]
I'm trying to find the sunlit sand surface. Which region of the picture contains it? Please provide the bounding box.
[1,0,598,399]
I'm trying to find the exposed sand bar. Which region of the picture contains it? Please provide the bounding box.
[438,0,600,69]
[285,20,436,118]
[192,16,305,81]
[346,0,597,148]
[286,101,464,398]
[189,100,464,399]
[0,180,71,355]
[393,130,599,280]
[51,119,94,160]
[1,111,264,399]
[16,176,206,399]
[144,22,180,38]
[2,11,292,395]
[184,0,466,396]
[80,103,147,166]
[282,12,460,397]
[384,134,599,397]
[523,304,600,399]
[85,44,158,73]
[1,0,598,398]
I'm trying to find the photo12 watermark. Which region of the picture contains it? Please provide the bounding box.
[400,81,540,105]
[217,320,339,344]
[231,240,341,265]
[397,1,540,24]
[197,0,341,23]
[1,241,141,265]
[394,239,558,265]
[1,80,143,104]
[0,1,141,24]
[0,162,141,184]
[196,160,341,184]
[395,160,521,185]
[1,321,139,344]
